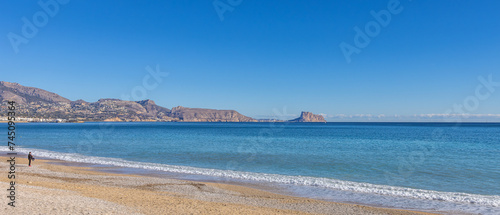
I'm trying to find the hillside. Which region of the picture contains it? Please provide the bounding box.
[0,81,70,104]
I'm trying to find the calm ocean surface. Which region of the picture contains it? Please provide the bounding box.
[4,122,500,214]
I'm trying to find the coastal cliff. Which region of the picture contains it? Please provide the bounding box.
[170,106,256,122]
[288,112,326,123]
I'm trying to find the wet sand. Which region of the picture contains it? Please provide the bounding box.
[1,156,437,214]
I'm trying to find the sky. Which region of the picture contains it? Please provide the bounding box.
[1,0,500,121]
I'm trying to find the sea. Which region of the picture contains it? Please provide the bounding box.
[2,122,499,214]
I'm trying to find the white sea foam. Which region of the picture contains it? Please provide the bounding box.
[4,147,499,214]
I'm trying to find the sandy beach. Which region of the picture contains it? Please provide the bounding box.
[1,156,436,215]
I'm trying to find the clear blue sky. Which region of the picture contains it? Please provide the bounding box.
[1,0,500,121]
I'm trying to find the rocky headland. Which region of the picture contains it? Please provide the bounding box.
[288,111,327,123]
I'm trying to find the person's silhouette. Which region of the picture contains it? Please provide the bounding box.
[28,152,34,167]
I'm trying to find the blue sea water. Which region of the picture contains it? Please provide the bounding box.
[3,122,500,214]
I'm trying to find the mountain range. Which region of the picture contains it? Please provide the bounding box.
[0,81,326,123]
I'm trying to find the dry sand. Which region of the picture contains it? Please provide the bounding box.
[1,156,437,215]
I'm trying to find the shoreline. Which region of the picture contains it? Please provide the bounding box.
[1,155,436,215]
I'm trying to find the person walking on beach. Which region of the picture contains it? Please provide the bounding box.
[28,152,34,167]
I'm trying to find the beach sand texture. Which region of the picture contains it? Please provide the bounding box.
[1,157,436,215]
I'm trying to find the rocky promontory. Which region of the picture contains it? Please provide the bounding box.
[288,111,326,123]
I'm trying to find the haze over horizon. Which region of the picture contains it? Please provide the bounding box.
[2,1,500,122]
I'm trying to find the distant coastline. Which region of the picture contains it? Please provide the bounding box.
[0,81,326,123]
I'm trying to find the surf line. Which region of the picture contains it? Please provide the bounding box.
[6,101,16,207]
